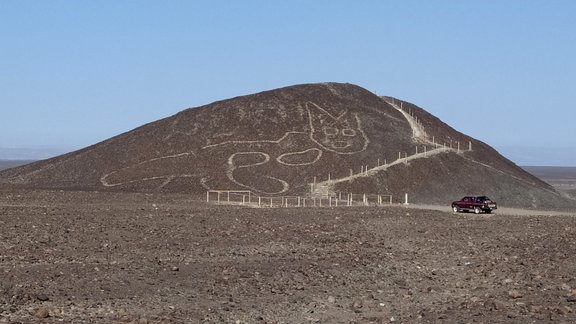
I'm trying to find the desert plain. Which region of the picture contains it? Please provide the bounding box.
[1,186,576,323]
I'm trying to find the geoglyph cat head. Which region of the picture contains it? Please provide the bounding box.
[306,102,369,154]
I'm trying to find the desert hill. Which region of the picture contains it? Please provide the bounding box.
[0,83,573,208]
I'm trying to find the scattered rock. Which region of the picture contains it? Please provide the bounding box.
[508,290,523,299]
[34,307,49,319]
[36,293,49,301]
[470,296,481,303]
[352,299,363,313]
[491,300,509,311]
[529,305,543,313]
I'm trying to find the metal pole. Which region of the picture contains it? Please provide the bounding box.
[206,191,209,202]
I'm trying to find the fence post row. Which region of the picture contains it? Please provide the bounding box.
[206,191,395,208]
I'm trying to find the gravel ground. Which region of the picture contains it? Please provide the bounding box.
[1,190,576,323]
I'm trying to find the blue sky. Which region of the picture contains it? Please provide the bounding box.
[1,1,575,165]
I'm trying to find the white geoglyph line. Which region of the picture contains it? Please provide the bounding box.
[201,131,308,149]
[99,152,193,187]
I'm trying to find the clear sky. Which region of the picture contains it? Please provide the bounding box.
[1,1,575,165]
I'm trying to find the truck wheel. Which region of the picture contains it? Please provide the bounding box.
[485,210,492,214]
[474,207,481,214]
[452,206,459,213]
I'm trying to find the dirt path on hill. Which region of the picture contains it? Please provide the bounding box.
[385,100,428,142]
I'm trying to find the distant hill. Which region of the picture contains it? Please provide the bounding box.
[0,147,69,160]
[0,160,36,171]
[523,166,576,201]
[1,83,574,209]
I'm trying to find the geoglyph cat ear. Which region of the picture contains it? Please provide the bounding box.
[306,102,327,117]
[306,102,334,126]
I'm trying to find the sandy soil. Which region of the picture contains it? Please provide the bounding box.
[1,190,576,323]
[405,204,576,217]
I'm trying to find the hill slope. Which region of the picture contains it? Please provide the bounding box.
[0,83,573,208]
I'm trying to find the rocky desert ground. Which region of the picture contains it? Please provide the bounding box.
[1,189,576,323]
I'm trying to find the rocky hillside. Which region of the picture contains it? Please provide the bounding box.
[0,83,573,208]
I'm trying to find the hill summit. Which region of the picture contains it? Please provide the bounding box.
[1,83,573,208]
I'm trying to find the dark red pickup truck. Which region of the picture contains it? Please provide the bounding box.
[451,196,497,214]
